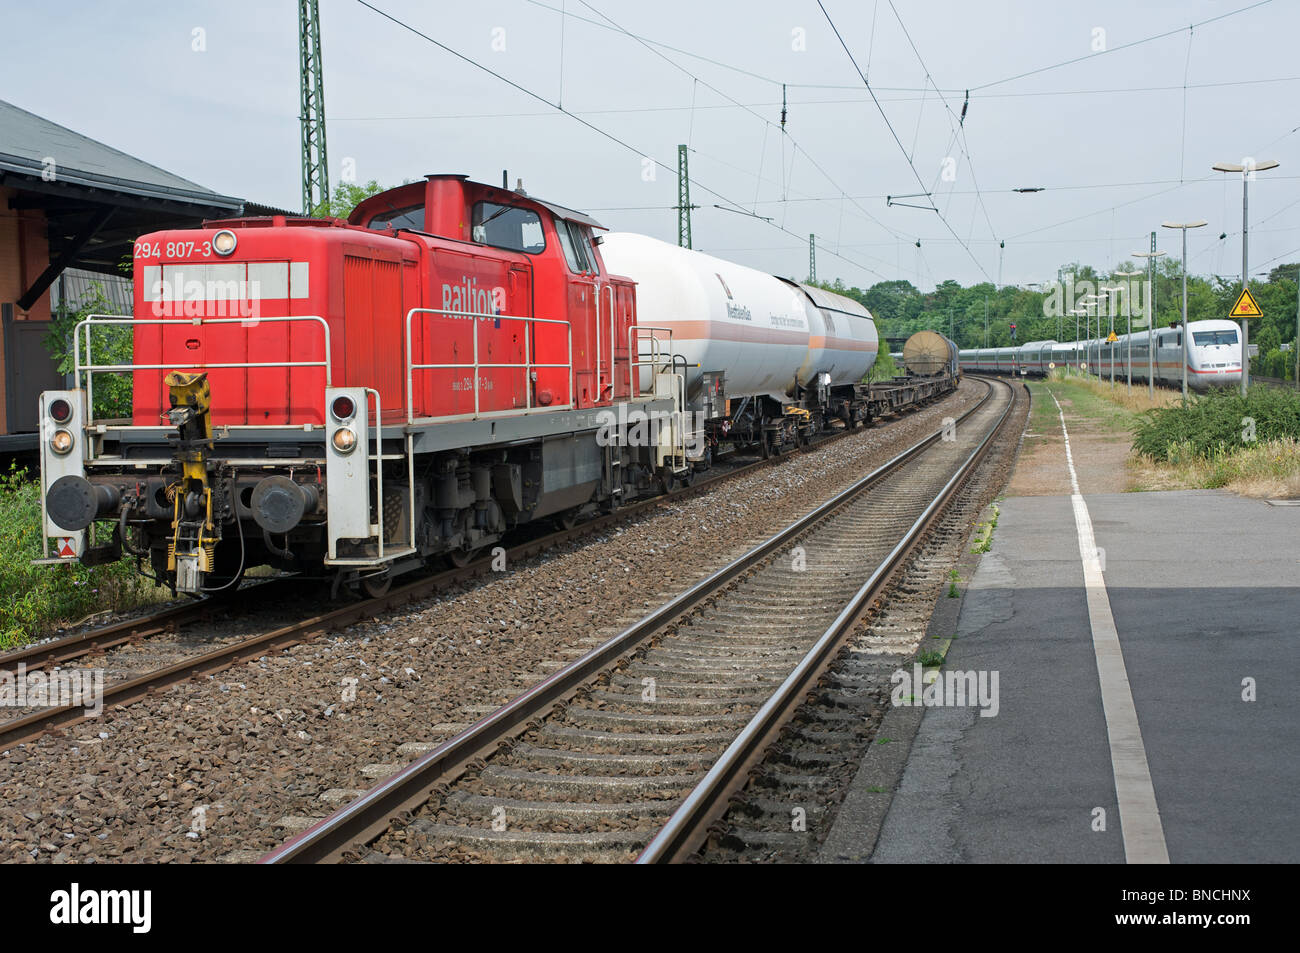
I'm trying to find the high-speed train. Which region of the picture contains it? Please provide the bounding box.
[959,319,1243,391]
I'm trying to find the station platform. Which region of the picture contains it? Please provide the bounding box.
[821,393,1300,864]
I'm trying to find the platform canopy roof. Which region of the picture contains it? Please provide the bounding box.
[0,98,247,309]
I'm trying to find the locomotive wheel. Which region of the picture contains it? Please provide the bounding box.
[658,469,677,495]
[360,571,392,599]
[448,548,480,569]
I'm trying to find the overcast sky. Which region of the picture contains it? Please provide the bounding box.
[4,0,1298,291]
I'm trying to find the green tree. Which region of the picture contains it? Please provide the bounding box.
[311,179,387,219]
[44,285,131,421]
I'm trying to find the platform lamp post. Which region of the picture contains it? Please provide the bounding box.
[1099,286,1124,386]
[1082,294,1103,378]
[1115,269,1143,393]
[1162,220,1208,405]
[1071,308,1088,374]
[1132,246,1167,398]
[1214,159,1278,395]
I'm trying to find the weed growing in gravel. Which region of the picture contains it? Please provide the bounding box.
[0,465,161,647]
[970,503,1000,553]
[946,568,960,597]
[917,649,944,667]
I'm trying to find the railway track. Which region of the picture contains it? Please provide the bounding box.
[0,389,953,752]
[260,376,1015,864]
[1254,374,1298,390]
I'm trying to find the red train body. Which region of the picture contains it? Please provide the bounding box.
[129,175,636,428]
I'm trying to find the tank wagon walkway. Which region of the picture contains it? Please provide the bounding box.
[821,385,1300,864]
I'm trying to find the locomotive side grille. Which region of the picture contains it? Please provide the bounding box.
[343,255,405,419]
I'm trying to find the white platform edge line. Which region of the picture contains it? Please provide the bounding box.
[1048,387,1169,864]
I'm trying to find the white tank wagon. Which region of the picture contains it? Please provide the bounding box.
[601,232,953,458]
[601,232,814,400]
[785,279,879,388]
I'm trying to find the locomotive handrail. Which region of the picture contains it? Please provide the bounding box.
[627,324,677,398]
[403,307,574,425]
[73,313,333,428]
[626,325,694,470]
[595,282,617,400]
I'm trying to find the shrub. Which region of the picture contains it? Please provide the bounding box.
[0,465,156,648]
[869,347,898,381]
[1131,386,1300,461]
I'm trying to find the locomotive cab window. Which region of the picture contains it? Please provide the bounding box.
[472,201,546,254]
[366,204,424,231]
[555,217,595,274]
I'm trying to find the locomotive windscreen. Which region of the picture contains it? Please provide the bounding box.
[472,201,546,254]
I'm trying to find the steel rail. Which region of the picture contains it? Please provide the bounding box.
[259,378,999,864]
[637,376,1016,862]
[0,579,296,676]
[0,601,202,675]
[0,388,951,750]
[0,383,936,679]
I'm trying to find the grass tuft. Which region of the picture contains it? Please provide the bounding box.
[0,465,166,648]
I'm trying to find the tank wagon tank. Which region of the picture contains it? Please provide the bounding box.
[902,330,960,378]
[599,232,880,456]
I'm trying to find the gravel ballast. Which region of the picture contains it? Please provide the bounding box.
[0,382,982,862]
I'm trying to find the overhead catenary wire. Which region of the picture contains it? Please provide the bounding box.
[967,0,1273,92]
[340,0,1299,288]
[886,0,1001,261]
[574,0,910,247]
[352,0,891,281]
[527,0,1275,99]
[817,0,992,281]
[328,75,1300,123]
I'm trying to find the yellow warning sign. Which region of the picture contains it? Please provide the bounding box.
[1106,331,1118,343]
[1230,287,1263,318]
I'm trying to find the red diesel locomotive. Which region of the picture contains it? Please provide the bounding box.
[36,174,924,597]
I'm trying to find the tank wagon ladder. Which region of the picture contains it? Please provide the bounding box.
[628,325,697,479]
